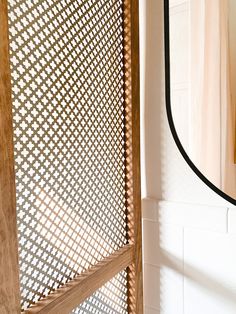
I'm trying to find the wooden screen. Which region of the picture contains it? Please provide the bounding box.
[0,0,142,313]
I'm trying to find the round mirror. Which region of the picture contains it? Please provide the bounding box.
[164,0,236,204]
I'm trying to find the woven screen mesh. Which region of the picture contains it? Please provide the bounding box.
[71,270,128,314]
[7,0,128,310]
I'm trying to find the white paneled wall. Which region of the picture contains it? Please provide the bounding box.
[142,199,236,314]
[140,1,236,314]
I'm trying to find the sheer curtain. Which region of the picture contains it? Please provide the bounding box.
[190,0,236,197]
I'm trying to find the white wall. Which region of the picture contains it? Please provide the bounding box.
[169,0,190,152]
[140,1,236,313]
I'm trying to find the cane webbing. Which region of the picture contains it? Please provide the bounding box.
[7,0,128,310]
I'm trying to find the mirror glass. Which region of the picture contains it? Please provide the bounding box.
[168,0,236,200]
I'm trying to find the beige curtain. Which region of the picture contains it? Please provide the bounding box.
[190,0,236,197]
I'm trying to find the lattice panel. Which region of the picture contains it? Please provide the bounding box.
[72,270,128,314]
[7,0,127,310]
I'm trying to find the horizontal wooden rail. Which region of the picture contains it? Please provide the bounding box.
[23,244,134,314]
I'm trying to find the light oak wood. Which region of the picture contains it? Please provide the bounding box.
[23,244,134,314]
[123,0,143,313]
[130,0,143,313]
[0,1,21,313]
[1,0,143,312]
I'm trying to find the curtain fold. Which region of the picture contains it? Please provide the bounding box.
[190,0,236,197]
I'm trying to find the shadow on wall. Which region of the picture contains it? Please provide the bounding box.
[140,1,236,313]
[161,250,236,306]
[141,0,164,199]
[140,0,165,311]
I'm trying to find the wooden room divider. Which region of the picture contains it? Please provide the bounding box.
[0,0,142,313]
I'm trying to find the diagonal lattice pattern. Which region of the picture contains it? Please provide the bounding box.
[7,0,127,310]
[71,270,128,314]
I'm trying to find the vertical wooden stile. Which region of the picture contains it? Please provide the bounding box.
[123,0,143,313]
[131,0,143,312]
[0,1,20,313]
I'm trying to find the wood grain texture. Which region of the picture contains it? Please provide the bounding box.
[123,0,143,312]
[0,1,143,313]
[0,1,21,313]
[130,0,143,313]
[23,244,134,314]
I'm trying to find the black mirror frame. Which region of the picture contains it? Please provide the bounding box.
[163,0,236,205]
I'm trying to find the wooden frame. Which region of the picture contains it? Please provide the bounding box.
[0,1,21,313]
[23,245,134,314]
[0,0,143,312]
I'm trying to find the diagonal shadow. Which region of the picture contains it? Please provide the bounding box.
[161,249,236,305]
